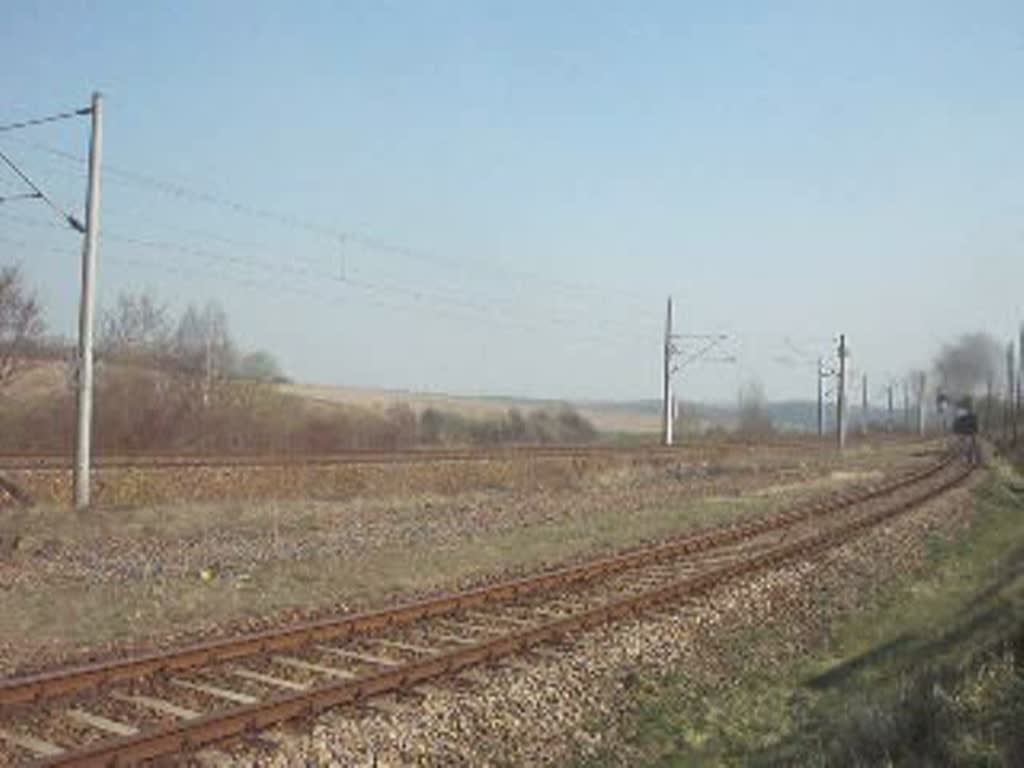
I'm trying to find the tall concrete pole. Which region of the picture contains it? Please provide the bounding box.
[73,92,102,511]
[917,371,927,436]
[887,382,894,432]
[1016,326,1022,446]
[861,373,868,435]
[985,375,993,434]
[1007,342,1016,444]
[816,357,824,437]
[836,334,846,450]
[663,297,674,446]
[203,332,212,408]
[903,380,910,431]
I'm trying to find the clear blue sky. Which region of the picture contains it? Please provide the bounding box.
[1,1,1022,402]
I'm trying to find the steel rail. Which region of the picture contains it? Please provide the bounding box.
[0,452,953,708]
[0,445,685,470]
[0,437,865,471]
[32,458,972,767]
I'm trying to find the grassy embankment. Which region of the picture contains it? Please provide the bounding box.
[578,456,1024,767]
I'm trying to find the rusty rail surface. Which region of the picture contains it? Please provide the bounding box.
[0,451,952,711]
[0,445,688,470]
[26,455,971,767]
[0,436,890,471]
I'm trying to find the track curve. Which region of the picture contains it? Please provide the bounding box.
[0,448,970,766]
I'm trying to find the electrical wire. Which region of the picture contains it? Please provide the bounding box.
[7,136,655,312]
[0,147,84,232]
[0,209,660,344]
[0,127,668,347]
[0,192,41,204]
[106,232,659,345]
[7,150,664,342]
[0,140,667,344]
[0,229,659,352]
[675,336,730,372]
[0,107,90,134]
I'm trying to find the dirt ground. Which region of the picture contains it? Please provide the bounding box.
[0,440,932,680]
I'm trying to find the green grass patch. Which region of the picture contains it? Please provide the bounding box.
[577,460,1024,767]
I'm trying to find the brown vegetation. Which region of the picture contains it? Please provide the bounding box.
[0,368,596,456]
[0,286,598,456]
[0,265,44,391]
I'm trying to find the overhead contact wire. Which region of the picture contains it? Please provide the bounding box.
[0,147,84,232]
[0,106,91,134]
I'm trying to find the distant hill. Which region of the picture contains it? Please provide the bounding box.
[280,383,665,435]
[581,397,894,434]
[8,362,890,437]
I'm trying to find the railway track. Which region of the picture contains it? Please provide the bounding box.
[0,449,969,766]
[0,445,707,471]
[0,435,890,471]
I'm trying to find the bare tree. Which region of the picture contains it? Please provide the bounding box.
[0,265,45,390]
[98,291,172,362]
[173,302,235,375]
[171,301,237,410]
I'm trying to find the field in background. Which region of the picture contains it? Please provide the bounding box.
[3,361,660,437]
[282,381,663,435]
[3,360,918,445]
[0,360,602,456]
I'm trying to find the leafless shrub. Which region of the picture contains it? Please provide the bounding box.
[0,264,45,390]
[417,406,597,446]
[0,285,599,454]
[98,291,171,364]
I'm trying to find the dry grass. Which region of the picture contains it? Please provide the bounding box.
[281,381,661,434]
[8,452,633,507]
[6,436,913,508]
[0,439,937,678]
[280,382,563,418]
[0,458,894,674]
[0,359,65,400]
[0,490,771,666]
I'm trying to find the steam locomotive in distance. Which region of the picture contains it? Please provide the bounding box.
[941,393,980,464]
[951,398,978,436]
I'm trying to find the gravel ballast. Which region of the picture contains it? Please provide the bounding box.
[0,445,930,676]
[228,473,979,767]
